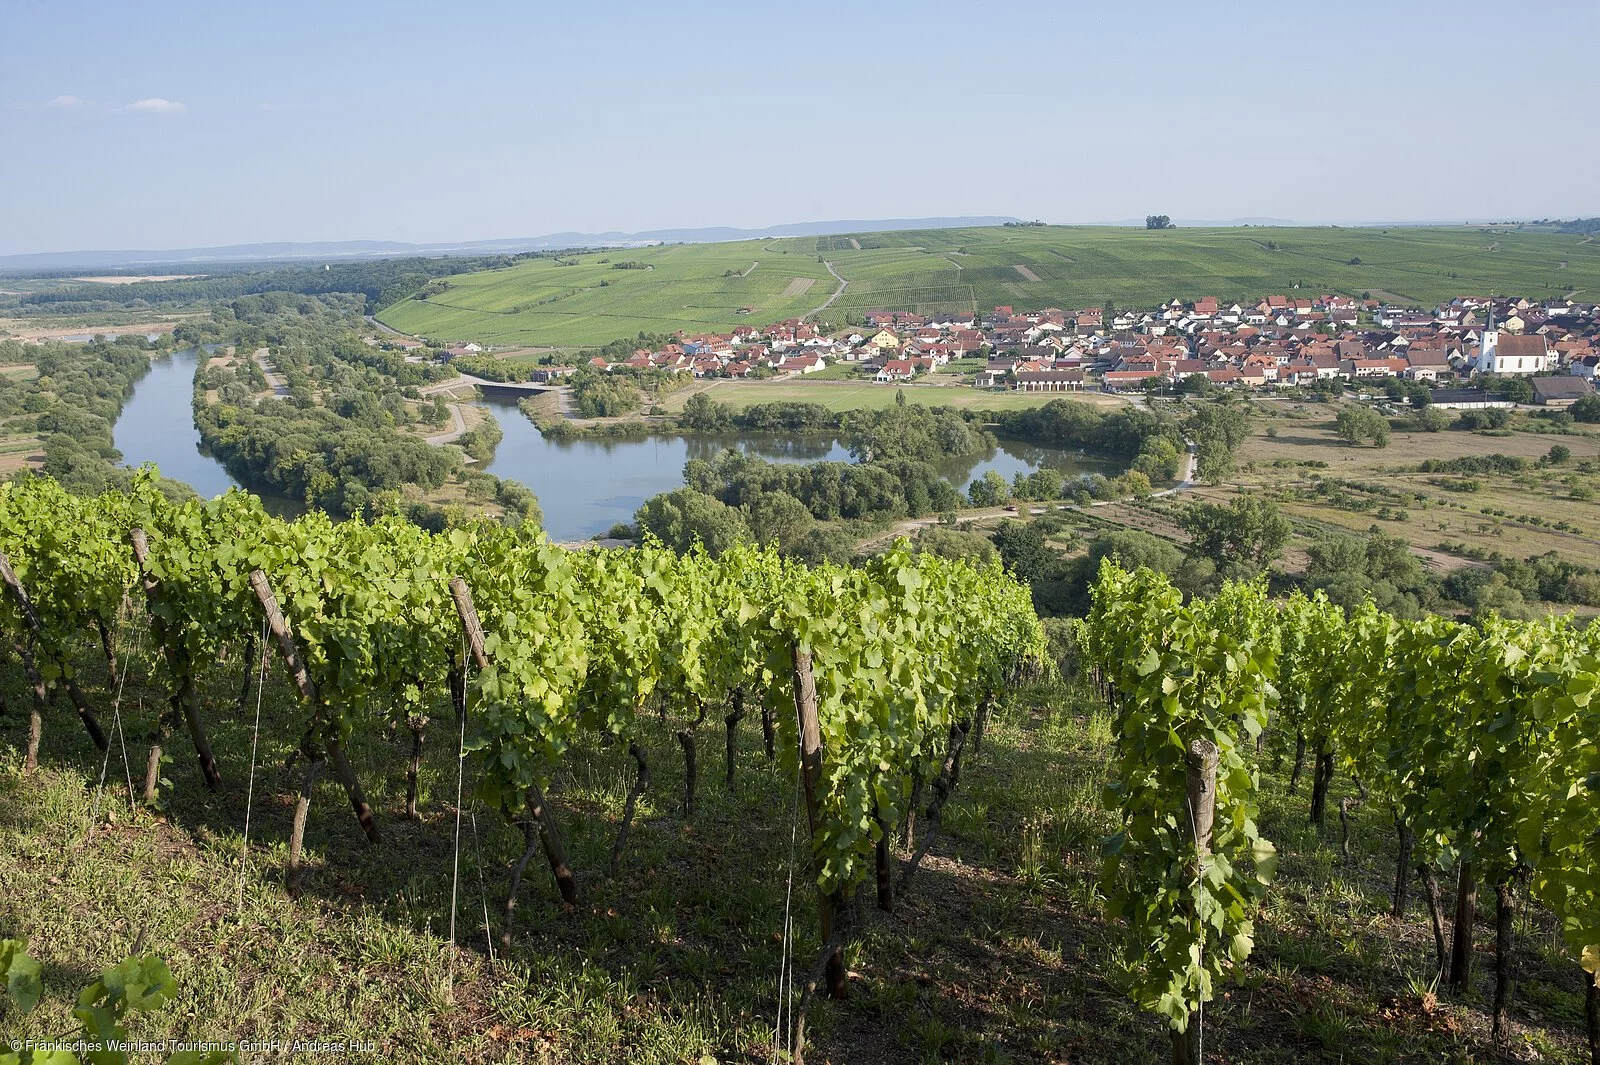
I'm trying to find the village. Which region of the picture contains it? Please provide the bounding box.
[426,292,1600,408]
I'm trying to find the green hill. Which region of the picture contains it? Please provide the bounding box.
[376,224,1600,349]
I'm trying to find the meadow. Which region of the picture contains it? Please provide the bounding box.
[658,378,1130,413]
[376,224,1600,349]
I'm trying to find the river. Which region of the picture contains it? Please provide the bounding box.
[113,348,239,499]
[110,358,1117,539]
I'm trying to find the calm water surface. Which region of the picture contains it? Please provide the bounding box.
[110,367,1118,538]
[469,397,1118,540]
[114,348,239,498]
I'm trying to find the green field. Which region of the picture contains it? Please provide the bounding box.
[660,378,1129,413]
[378,244,837,348]
[377,224,1600,349]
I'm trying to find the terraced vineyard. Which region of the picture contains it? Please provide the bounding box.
[377,224,1600,348]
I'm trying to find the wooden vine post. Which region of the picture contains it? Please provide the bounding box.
[791,643,848,1001]
[1449,862,1477,991]
[0,550,108,756]
[448,577,579,910]
[129,529,221,793]
[248,568,381,884]
[1174,737,1218,1065]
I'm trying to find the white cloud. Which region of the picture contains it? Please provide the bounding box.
[123,98,187,114]
[45,95,86,108]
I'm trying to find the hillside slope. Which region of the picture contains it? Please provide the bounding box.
[377,224,1600,348]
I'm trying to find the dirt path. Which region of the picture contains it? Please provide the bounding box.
[804,260,849,320]
[1,320,184,342]
[253,348,289,399]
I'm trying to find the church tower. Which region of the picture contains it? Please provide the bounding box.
[1478,306,1498,374]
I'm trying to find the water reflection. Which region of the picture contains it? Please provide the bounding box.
[472,398,1118,541]
[113,348,239,499]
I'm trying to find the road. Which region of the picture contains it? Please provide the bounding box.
[253,348,289,399]
[805,261,849,320]
[419,372,496,396]
[424,402,467,445]
[364,314,414,338]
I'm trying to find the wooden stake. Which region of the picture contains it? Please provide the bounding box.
[249,568,380,845]
[449,576,578,908]
[0,550,108,752]
[1492,877,1516,1045]
[791,643,847,1000]
[724,687,745,790]
[1449,861,1476,991]
[130,529,220,791]
[873,797,894,913]
[1173,737,1218,1065]
[12,638,49,773]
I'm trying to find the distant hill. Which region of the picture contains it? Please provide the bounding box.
[0,217,1023,272]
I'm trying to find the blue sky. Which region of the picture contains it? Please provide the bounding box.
[2,0,1596,254]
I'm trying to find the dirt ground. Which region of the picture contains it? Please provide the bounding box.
[70,275,201,284]
[0,319,184,342]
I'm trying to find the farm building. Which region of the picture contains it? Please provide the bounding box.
[1012,369,1085,392]
[1531,376,1593,407]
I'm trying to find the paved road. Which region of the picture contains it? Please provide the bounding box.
[364,314,414,338]
[419,372,495,396]
[424,402,467,445]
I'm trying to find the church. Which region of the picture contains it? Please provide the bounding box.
[1475,310,1554,375]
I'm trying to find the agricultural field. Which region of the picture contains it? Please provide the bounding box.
[377,244,838,348]
[377,224,1600,350]
[1126,395,1600,577]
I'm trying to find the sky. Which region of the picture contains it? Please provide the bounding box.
[2,0,1597,255]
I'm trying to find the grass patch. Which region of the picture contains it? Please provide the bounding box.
[1,641,1594,1062]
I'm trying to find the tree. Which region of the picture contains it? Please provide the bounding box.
[742,490,814,552]
[1121,470,1154,499]
[1571,393,1600,423]
[912,526,997,564]
[634,488,750,555]
[1546,444,1572,465]
[680,391,733,431]
[1145,215,1175,230]
[968,469,1011,507]
[1187,404,1252,482]
[1334,406,1391,447]
[994,519,1054,582]
[1412,406,1450,432]
[1179,496,1291,575]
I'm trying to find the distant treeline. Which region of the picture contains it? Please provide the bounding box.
[1555,218,1600,236]
[6,254,545,316]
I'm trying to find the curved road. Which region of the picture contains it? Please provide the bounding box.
[805,260,849,320]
